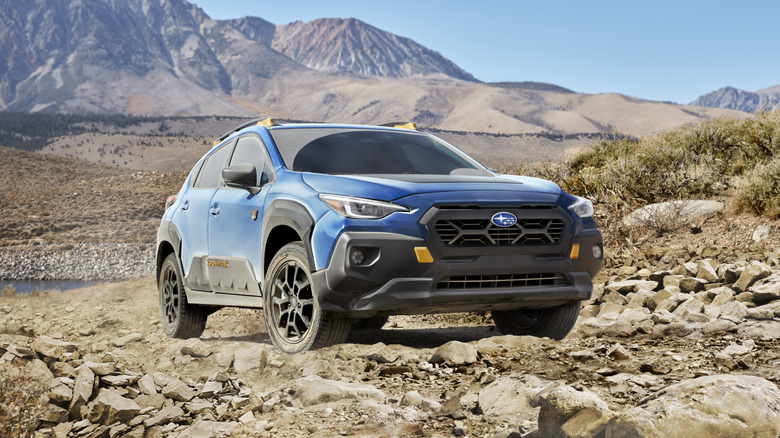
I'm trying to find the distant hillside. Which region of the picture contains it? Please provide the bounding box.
[691,85,780,113]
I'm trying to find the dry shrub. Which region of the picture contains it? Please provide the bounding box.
[730,158,780,218]
[506,110,780,250]
[1,285,16,298]
[0,366,47,438]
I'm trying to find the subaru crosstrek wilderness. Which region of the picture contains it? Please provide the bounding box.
[156,119,603,353]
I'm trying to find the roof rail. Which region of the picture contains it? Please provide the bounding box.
[380,122,419,131]
[214,118,276,146]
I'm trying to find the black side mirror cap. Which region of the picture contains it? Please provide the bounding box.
[222,163,261,194]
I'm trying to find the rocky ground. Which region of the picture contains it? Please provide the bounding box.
[2,233,780,437]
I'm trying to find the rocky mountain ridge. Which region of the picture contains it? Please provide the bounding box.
[0,0,745,136]
[691,85,780,113]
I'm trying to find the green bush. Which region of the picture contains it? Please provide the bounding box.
[0,368,46,438]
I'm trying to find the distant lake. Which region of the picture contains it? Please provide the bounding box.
[0,280,100,294]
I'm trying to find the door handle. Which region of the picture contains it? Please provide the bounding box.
[210,204,220,216]
[181,200,189,211]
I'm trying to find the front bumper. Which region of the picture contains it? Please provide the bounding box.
[311,231,603,318]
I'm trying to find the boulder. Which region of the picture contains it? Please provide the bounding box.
[430,341,479,365]
[734,261,772,292]
[178,420,238,438]
[532,385,612,438]
[700,319,738,334]
[678,277,706,294]
[233,345,268,373]
[606,375,780,437]
[749,272,780,304]
[162,379,196,402]
[86,389,142,425]
[719,301,748,323]
[291,376,385,406]
[696,261,719,283]
[605,280,658,295]
[479,376,548,424]
[144,405,186,428]
[69,365,96,419]
[32,336,78,359]
[672,298,704,317]
[112,333,142,347]
[623,200,724,227]
[180,339,212,358]
[710,287,736,306]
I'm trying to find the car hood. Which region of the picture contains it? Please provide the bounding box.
[301,173,562,202]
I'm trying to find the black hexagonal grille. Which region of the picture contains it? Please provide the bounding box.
[435,273,568,290]
[434,218,565,246]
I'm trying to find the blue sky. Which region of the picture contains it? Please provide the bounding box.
[191,0,779,104]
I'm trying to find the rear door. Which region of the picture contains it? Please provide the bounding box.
[206,134,274,295]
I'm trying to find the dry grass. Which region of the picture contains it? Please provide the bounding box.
[0,365,47,438]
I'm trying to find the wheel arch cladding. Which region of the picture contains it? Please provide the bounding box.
[156,220,182,284]
[263,199,316,274]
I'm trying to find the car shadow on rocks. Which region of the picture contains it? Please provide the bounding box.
[347,325,497,349]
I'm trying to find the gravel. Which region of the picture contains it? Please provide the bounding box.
[0,243,154,281]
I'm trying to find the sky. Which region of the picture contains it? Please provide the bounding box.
[191,0,779,104]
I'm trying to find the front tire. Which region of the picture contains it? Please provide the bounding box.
[159,253,207,338]
[263,242,350,353]
[492,301,580,340]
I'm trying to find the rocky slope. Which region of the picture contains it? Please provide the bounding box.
[691,85,780,113]
[2,235,780,437]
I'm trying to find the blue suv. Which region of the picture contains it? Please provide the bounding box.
[156,119,603,353]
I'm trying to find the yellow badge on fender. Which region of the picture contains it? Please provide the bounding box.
[208,260,229,268]
[251,210,258,221]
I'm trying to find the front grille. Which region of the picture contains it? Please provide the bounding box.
[435,218,565,246]
[435,273,568,290]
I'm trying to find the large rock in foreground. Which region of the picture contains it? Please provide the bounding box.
[606,375,780,437]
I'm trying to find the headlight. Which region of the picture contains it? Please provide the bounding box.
[319,194,409,219]
[568,196,594,218]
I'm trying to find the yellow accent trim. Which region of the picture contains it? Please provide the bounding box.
[570,244,580,260]
[213,140,220,146]
[394,122,418,131]
[414,247,434,263]
[208,260,229,268]
[258,118,275,128]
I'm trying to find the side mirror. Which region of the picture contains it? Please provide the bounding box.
[222,163,262,195]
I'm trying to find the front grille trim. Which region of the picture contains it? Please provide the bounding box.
[434,217,565,246]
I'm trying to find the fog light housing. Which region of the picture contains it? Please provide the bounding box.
[350,248,367,266]
[592,244,603,260]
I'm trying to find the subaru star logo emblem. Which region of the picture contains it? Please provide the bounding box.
[491,212,517,227]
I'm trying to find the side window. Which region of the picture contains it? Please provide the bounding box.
[229,136,270,186]
[195,143,232,188]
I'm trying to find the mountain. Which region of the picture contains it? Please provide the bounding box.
[0,0,747,136]
[691,85,780,113]
[268,18,476,81]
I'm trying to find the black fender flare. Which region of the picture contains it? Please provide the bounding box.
[156,219,183,284]
[261,199,316,276]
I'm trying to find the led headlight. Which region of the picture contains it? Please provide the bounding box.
[319,194,409,219]
[568,196,594,218]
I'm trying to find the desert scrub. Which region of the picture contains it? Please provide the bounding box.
[1,284,16,298]
[731,158,780,218]
[0,366,47,438]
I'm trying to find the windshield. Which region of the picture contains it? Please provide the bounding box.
[269,128,490,176]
